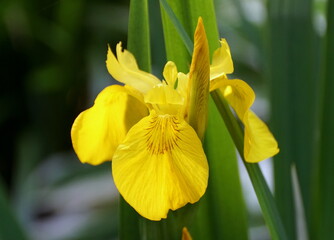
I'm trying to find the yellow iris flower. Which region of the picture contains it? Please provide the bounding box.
[71,18,278,221]
[209,39,279,162]
[71,19,209,221]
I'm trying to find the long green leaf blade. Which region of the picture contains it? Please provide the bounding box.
[160,0,191,72]
[267,0,318,237]
[316,0,334,238]
[201,98,248,239]
[159,0,193,55]
[127,0,151,72]
[266,3,296,237]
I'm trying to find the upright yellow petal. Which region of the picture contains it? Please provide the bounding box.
[163,61,178,87]
[210,39,234,80]
[71,85,148,165]
[106,43,161,93]
[244,111,279,162]
[112,111,208,221]
[187,17,210,141]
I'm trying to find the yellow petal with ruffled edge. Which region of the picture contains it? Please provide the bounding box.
[244,111,279,162]
[106,43,161,93]
[210,78,279,162]
[71,85,148,165]
[112,111,208,221]
[210,39,234,80]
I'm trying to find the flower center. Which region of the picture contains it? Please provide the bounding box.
[145,114,180,155]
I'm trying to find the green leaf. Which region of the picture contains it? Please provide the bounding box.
[195,98,249,239]
[160,0,192,72]
[0,178,28,240]
[160,0,219,59]
[267,0,318,237]
[159,0,193,55]
[127,0,151,72]
[314,0,334,239]
[119,196,141,240]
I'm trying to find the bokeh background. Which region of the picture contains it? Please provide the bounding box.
[0,0,330,239]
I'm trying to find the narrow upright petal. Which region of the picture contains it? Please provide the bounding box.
[187,18,210,141]
[210,39,234,80]
[71,85,148,165]
[112,111,208,221]
[210,78,279,162]
[106,43,161,93]
[163,61,178,88]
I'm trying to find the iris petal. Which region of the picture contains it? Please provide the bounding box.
[210,39,234,80]
[244,111,280,162]
[210,78,279,162]
[212,78,255,119]
[71,85,148,165]
[112,111,208,220]
[187,18,210,141]
[106,43,161,93]
[163,61,178,87]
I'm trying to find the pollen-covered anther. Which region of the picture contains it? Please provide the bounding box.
[145,114,180,155]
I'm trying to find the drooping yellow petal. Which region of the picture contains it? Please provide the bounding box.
[71,85,148,165]
[144,83,184,115]
[209,74,229,92]
[112,111,208,221]
[106,43,161,93]
[163,61,178,87]
[182,227,193,240]
[187,17,210,141]
[212,78,255,119]
[244,111,280,162]
[210,39,234,80]
[211,78,278,162]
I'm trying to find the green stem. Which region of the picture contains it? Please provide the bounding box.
[119,196,141,239]
[211,90,288,240]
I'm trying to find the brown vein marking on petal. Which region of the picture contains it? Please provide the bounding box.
[145,114,181,155]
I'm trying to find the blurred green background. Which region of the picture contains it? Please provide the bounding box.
[0,0,331,239]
